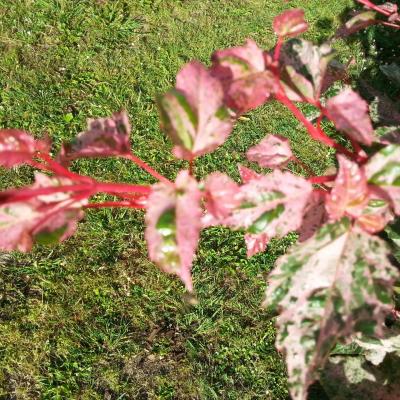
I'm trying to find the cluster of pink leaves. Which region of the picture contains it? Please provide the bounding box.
[0,6,399,399]
[1,7,398,289]
[336,1,400,37]
[0,113,152,252]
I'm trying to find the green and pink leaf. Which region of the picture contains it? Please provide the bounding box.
[59,111,132,163]
[273,9,308,38]
[0,129,50,168]
[211,39,275,113]
[265,218,399,400]
[145,171,202,291]
[246,134,293,169]
[326,88,374,146]
[158,62,233,160]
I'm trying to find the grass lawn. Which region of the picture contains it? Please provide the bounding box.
[0,0,359,398]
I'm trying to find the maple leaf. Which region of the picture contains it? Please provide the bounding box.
[246,134,293,169]
[273,9,308,38]
[326,88,374,146]
[59,111,131,163]
[0,173,88,252]
[224,170,312,240]
[211,39,275,113]
[265,218,399,400]
[157,61,233,161]
[145,170,202,291]
[279,39,335,102]
[326,155,369,220]
[366,144,400,215]
[201,169,310,254]
[0,129,50,168]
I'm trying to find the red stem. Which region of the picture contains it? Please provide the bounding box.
[38,152,89,181]
[381,21,400,29]
[274,37,283,63]
[189,159,194,176]
[84,201,146,209]
[356,0,391,16]
[308,175,336,184]
[276,91,358,160]
[96,182,151,195]
[292,156,315,177]
[292,156,332,191]
[123,153,172,185]
[0,181,151,204]
[28,159,52,171]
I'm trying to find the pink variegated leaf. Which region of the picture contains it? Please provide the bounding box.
[326,88,374,146]
[379,128,400,145]
[59,111,131,163]
[280,66,315,102]
[158,62,233,160]
[0,202,39,251]
[246,134,293,169]
[382,2,398,19]
[336,10,377,38]
[279,39,335,102]
[0,173,88,252]
[0,129,50,168]
[366,144,400,215]
[326,155,369,220]
[211,39,276,113]
[273,9,308,38]
[265,218,399,400]
[244,232,269,258]
[356,195,394,234]
[33,208,85,245]
[26,173,87,245]
[238,164,263,183]
[203,172,242,223]
[31,173,87,245]
[225,170,312,240]
[320,59,351,95]
[145,171,202,291]
[298,190,328,242]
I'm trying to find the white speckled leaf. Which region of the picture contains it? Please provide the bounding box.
[145,171,202,291]
[265,218,399,400]
[366,144,400,215]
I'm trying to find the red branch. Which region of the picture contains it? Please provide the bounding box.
[188,159,195,176]
[276,91,358,161]
[85,201,146,209]
[38,152,91,182]
[123,153,172,185]
[308,175,336,184]
[356,0,391,16]
[0,181,151,205]
[381,21,400,29]
[273,36,283,63]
